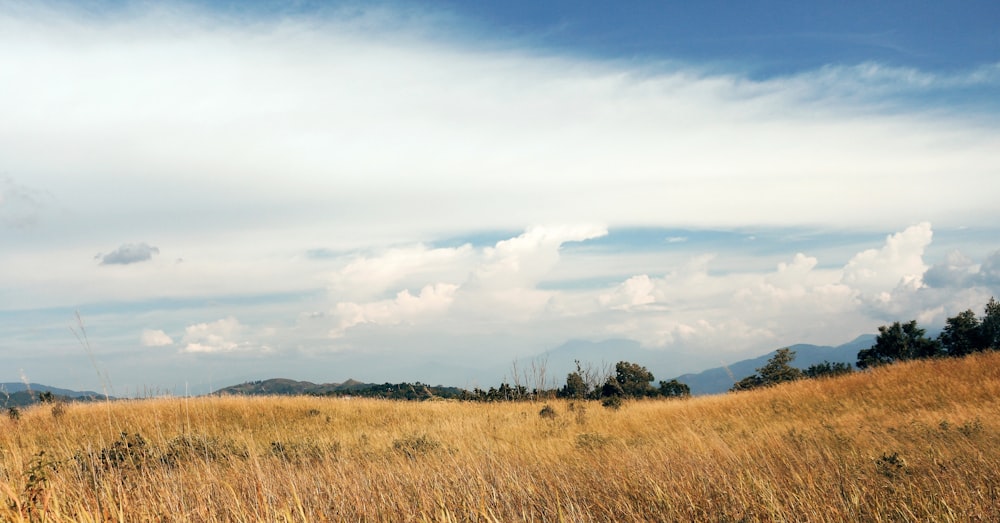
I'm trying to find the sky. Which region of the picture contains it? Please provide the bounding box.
[1,0,999,395]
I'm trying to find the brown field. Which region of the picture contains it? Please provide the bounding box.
[2,352,999,522]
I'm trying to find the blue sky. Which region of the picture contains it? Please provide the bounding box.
[1,1,999,394]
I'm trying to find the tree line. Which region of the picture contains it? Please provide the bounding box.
[857,297,1000,367]
[729,296,1000,392]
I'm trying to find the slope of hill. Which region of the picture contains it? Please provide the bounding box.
[674,334,876,395]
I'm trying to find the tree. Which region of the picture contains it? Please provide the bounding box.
[804,361,853,379]
[758,348,804,384]
[613,361,656,398]
[857,320,942,369]
[982,297,1000,350]
[939,309,985,357]
[600,377,624,398]
[658,379,691,398]
[730,348,803,392]
[560,371,589,400]
[730,374,764,392]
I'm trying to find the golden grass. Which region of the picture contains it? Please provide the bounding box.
[2,352,999,522]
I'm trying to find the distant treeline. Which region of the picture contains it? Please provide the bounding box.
[729,296,1000,392]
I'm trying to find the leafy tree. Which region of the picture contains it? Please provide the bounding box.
[857,320,942,369]
[613,361,656,398]
[658,379,691,398]
[757,348,804,384]
[804,361,853,379]
[600,377,624,398]
[730,348,803,392]
[982,297,1000,350]
[939,309,985,357]
[560,371,589,400]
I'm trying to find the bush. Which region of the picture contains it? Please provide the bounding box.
[601,396,622,410]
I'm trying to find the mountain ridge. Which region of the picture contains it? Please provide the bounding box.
[4,335,878,399]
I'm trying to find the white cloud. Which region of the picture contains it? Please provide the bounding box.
[841,222,933,299]
[326,225,607,336]
[473,225,608,288]
[327,244,474,302]
[140,329,173,347]
[599,275,657,311]
[181,317,267,354]
[330,283,458,337]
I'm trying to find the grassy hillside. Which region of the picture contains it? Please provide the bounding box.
[1,352,998,521]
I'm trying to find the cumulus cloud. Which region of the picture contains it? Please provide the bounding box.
[473,225,607,288]
[327,244,475,302]
[181,317,267,354]
[599,275,657,311]
[140,329,173,347]
[841,222,932,300]
[99,243,160,265]
[924,250,979,288]
[330,283,458,337]
[326,225,607,336]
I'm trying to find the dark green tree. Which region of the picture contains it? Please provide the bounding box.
[804,361,853,379]
[757,348,804,385]
[560,371,589,400]
[658,379,691,398]
[730,348,803,392]
[600,377,624,398]
[730,374,765,392]
[614,361,656,398]
[982,297,1000,350]
[857,320,942,369]
[939,309,985,357]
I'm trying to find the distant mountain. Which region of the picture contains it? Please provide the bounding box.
[215,379,352,396]
[673,335,876,395]
[0,383,113,408]
[0,382,108,398]
[214,378,465,399]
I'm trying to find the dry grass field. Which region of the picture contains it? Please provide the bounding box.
[2,352,999,522]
